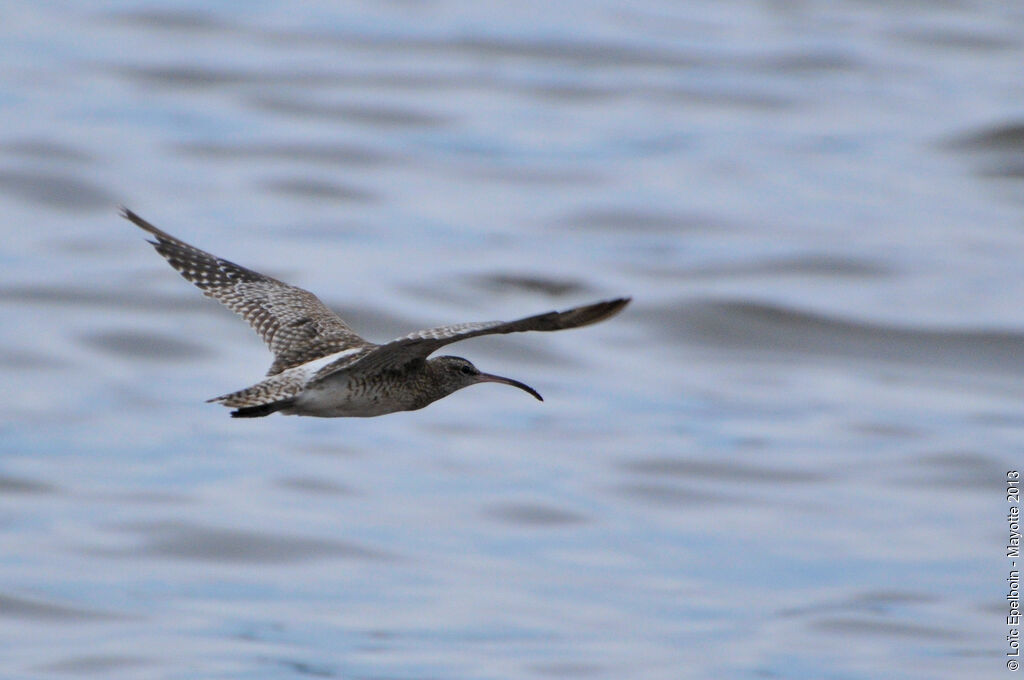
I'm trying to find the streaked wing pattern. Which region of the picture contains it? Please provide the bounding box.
[122,208,369,375]
[332,298,630,378]
[309,346,376,382]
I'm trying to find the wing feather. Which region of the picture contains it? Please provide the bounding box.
[324,298,630,380]
[123,208,369,375]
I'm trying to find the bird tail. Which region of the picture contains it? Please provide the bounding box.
[229,399,296,418]
[207,372,304,417]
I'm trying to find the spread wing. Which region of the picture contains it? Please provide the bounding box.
[332,298,630,378]
[122,208,370,375]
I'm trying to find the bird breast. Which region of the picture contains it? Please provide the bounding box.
[290,370,429,417]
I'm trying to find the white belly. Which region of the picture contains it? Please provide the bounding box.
[287,375,414,418]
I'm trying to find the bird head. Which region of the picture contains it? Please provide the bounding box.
[431,356,543,402]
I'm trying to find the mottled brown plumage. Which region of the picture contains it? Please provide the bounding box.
[123,208,630,418]
[122,208,367,375]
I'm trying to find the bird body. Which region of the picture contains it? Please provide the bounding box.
[279,356,482,418]
[122,208,629,418]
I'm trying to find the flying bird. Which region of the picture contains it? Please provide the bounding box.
[122,208,630,418]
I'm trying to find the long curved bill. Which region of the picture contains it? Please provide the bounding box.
[478,373,543,401]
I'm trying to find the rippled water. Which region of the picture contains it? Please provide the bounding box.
[2,2,1022,678]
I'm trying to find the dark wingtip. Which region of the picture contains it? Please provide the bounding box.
[119,205,142,224]
[608,296,631,311]
[575,296,631,327]
[119,206,167,240]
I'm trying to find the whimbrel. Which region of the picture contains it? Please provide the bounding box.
[123,208,630,418]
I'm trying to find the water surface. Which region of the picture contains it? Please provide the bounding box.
[2,2,1021,678]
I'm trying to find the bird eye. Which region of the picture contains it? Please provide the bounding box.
[460,365,474,375]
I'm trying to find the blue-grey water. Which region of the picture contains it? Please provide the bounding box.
[1,2,1020,678]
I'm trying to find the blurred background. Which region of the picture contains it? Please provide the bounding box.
[1,1,1021,678]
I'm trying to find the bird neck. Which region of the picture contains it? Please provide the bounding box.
[392,360,461,411]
